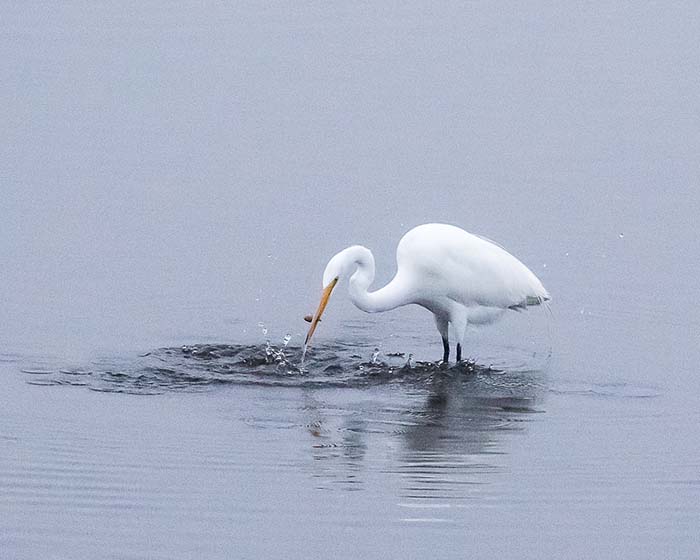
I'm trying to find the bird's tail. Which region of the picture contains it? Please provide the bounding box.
[508,292,551,312]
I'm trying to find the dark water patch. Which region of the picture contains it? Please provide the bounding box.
[20,342,545,396]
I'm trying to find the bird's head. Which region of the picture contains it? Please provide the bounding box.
[304,247,362,347]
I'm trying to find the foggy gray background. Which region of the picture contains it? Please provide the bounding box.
[3,2,698,360]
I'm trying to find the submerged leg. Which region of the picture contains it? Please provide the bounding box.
[434,315,450,363]
[442,336,450,363]
[451,307,468,364]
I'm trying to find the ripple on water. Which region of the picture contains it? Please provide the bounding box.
[549,380,662,399]
[21,368,56,375]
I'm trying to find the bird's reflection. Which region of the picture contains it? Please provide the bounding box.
[304,364,546,498]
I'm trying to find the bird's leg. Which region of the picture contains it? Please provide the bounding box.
[434,315,450,364]
[451,311,468,364]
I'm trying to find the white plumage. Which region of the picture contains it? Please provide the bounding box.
[305,223,549,362]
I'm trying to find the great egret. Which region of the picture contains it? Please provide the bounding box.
[304,223,550,363]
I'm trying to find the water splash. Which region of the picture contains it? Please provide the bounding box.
[301,343,309,369]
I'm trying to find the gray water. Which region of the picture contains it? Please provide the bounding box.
[2,2,700,558]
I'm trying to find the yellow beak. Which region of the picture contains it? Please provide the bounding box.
[304,277,338,347]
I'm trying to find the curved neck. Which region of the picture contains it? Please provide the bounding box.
[345,246,409,313]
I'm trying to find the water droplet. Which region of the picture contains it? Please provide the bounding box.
[371,348,380,364]
[618,232,624,238]
[282,334,291,347]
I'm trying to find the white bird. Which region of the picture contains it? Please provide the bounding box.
[304,223,550,363]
